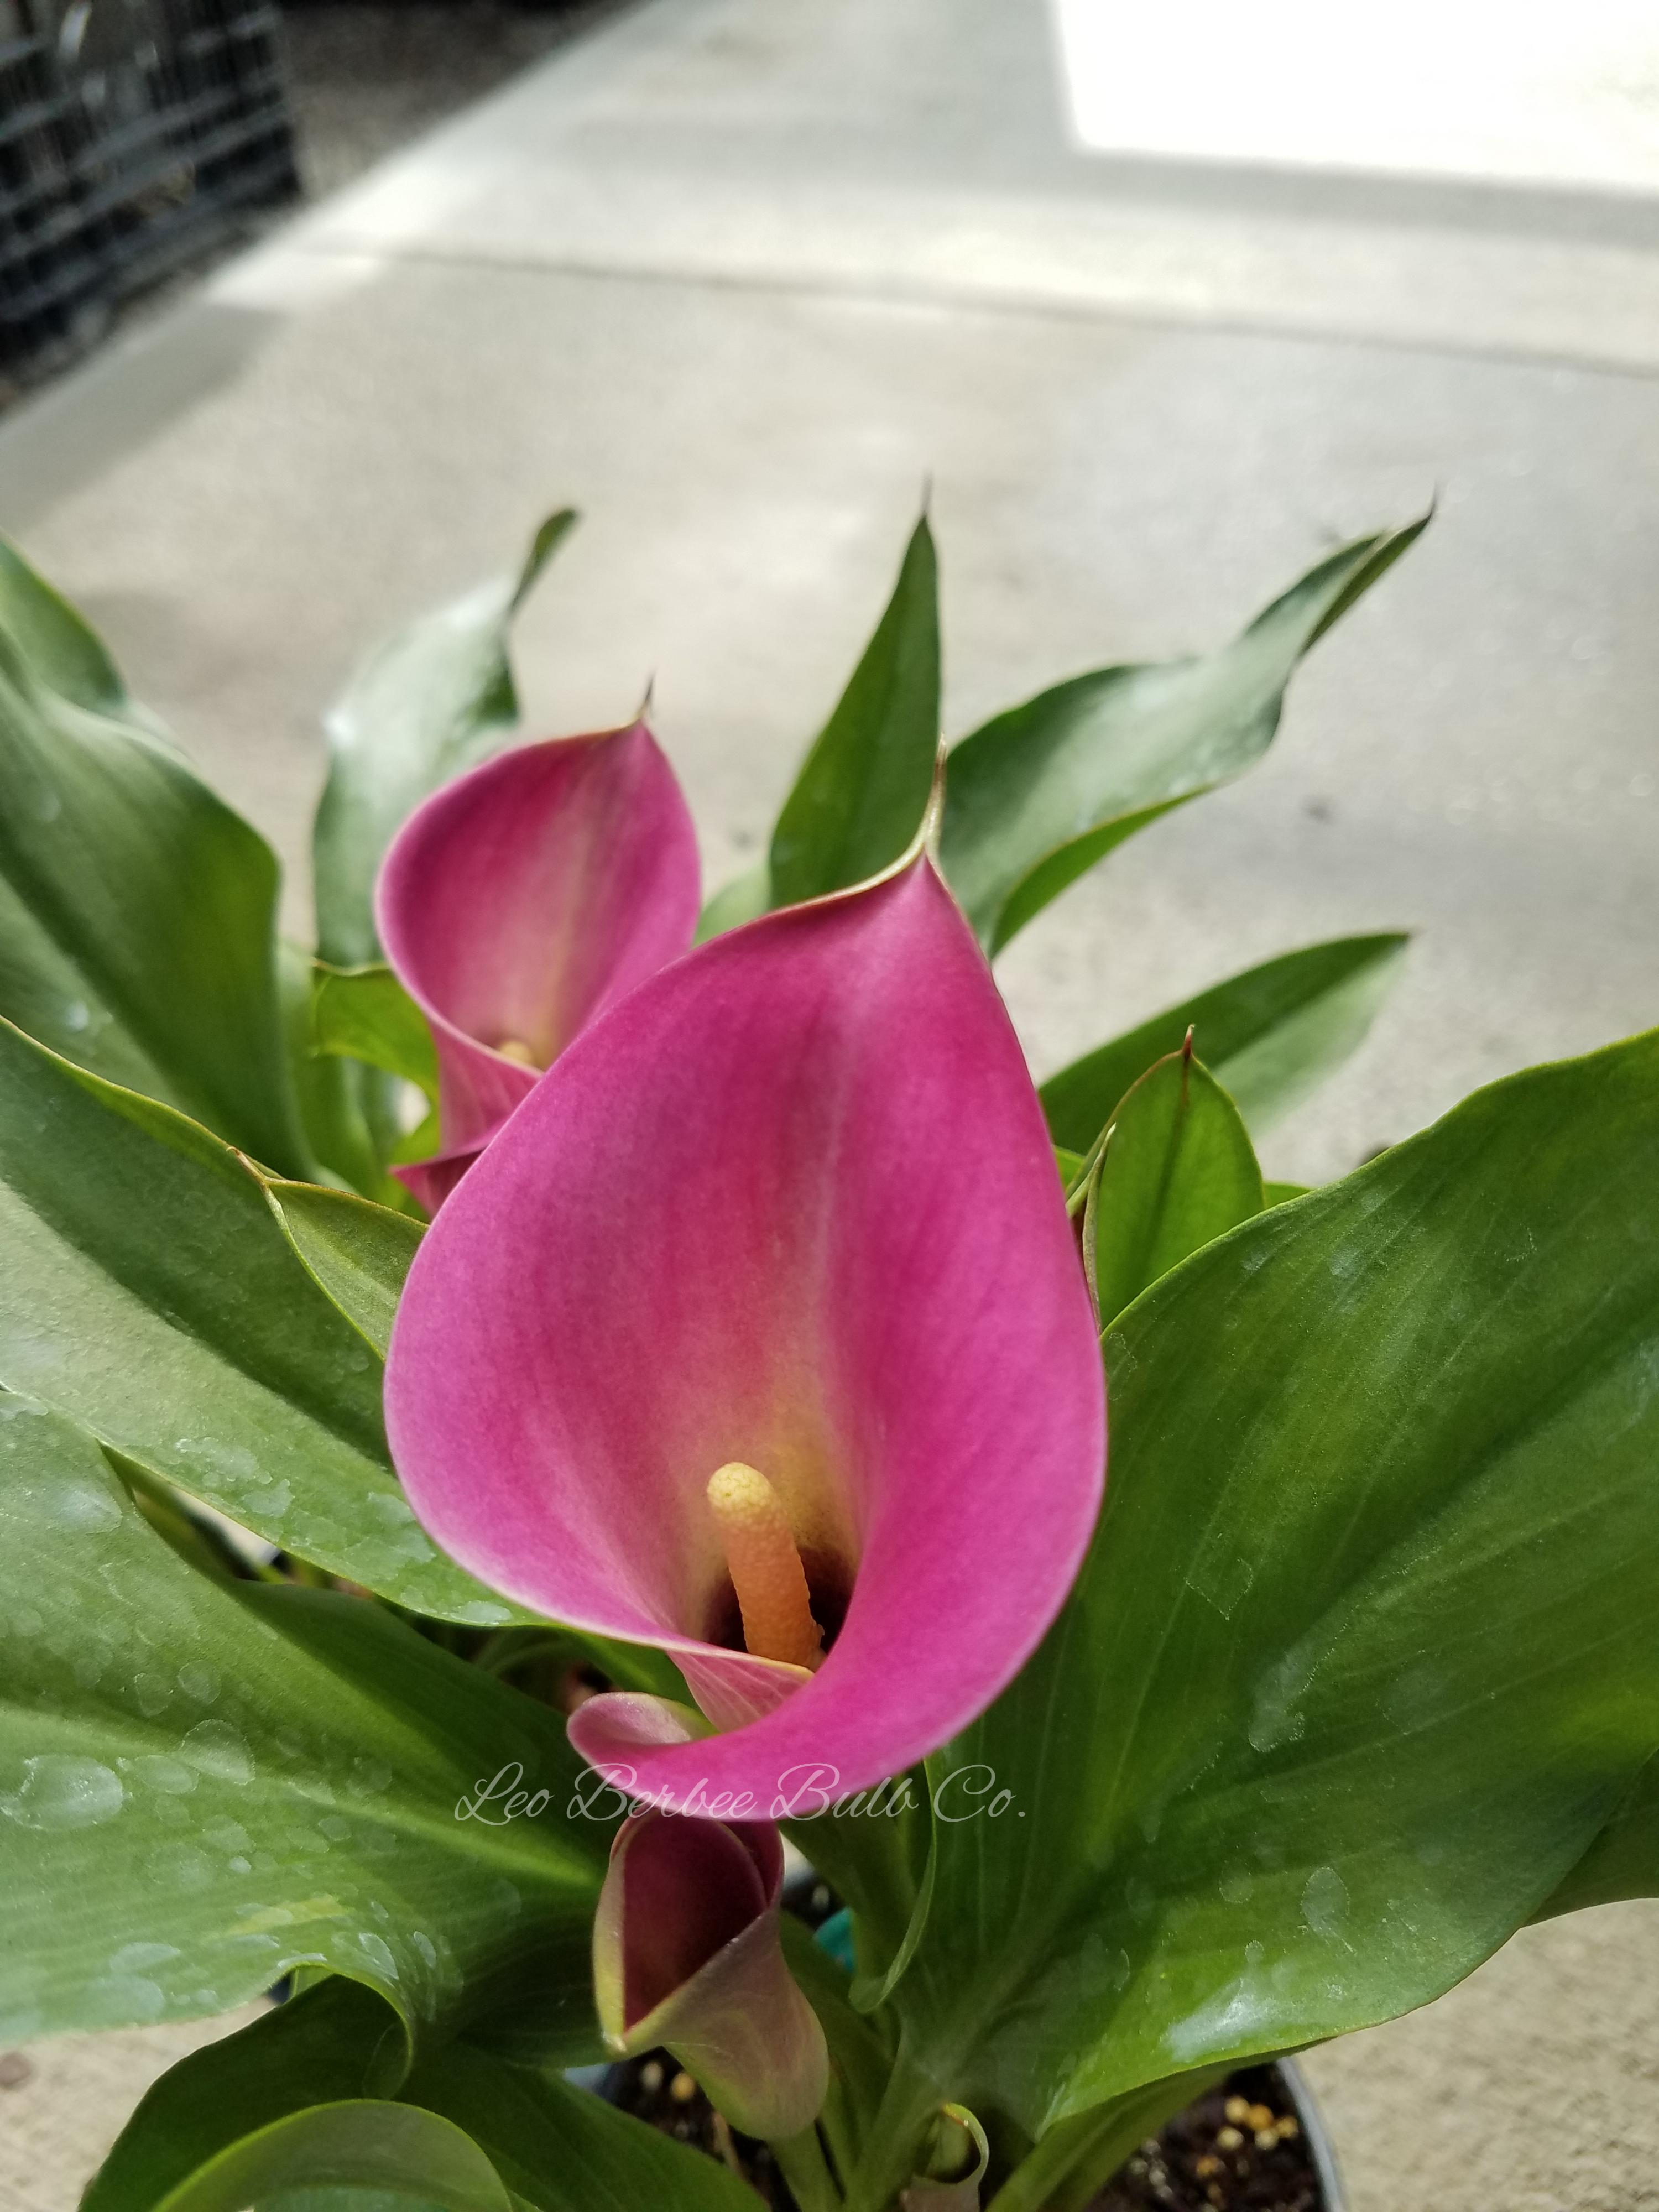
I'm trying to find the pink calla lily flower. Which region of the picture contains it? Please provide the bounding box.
[593,1812,827,2140]
[375,720,700,1211]
[385,856,1106,1810]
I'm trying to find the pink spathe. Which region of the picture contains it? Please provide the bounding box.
[385,857,1106,1809]
[375,721,700,1209]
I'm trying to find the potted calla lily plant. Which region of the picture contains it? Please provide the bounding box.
[0,503,1653,2212]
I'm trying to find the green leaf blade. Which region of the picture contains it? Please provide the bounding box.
[0,533,131,713]
[1088,1048,1264,1327]
[154,2103,510,2212]
[0,1016,515,1623]
[768,515,940,908]
[312,964,440,1099]
[84,1979,406,2212]
[407,2043,763,2212]
[314,514,575,969]
[261,1181,423,1360]
[941,521,1426,952]
[1535,1752,1659,1919]
[893,1029,1659,2136]
[693,860,771,946]
[0,548,308,1173]
[1041,933,1410,1154]
[0,1397,610,2059]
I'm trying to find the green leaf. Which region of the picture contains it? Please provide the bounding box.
[886,1029,1659,2145]
[405,2041,761,2212]
[259,1180,423,1360]
[1041,934,1410,1154]
[260,2195,449,2212]
[0,541,309,1173]
[0,534,132,714]
[778,1914,894,2154]
[988,2070,1225,2212]
[314,514,576,969]
[150,2104,509,2212]
[313,966,440,1101]
[281,941,393,1205]
[693,860,771,946]
[308,961,442,1194]
[1262,1181,1310,1207]
[768,516,940,908]
[85,1979,407,2212]
[0,1016,520,1623]
[467,1620,692,1708]
[286,957,432,1211]
[0,1397,612,2055]
[1053,1146,1086,1189]
[1535,1751,1659,1918]
[940,524,1426,954]
[1087,1046,1263,1327]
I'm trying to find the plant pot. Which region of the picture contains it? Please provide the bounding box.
[586,1869,1345,2211]
[591,2049,1344,2212]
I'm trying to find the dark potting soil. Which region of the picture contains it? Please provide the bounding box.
[608,2056,1322,2212]
[1086,2065,1319,2212]
[606,2053,794,2210]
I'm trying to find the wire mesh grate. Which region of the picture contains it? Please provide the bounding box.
[0,0,299,374]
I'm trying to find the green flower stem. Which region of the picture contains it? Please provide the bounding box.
[983,2105,1136,2212]
[771,2123,844,2212]
[841,2058,951,2212]
[783,1793,926,1980]
[986,2072,1226,2212]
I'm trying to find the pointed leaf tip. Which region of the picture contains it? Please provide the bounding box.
[767,514,941,909]
[941,523,1426,953]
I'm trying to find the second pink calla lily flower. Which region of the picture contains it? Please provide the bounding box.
[593,1812,827,2141]
[386,857,1106,1809]
[376,720,700,1211]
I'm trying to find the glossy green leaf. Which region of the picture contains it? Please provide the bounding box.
[768,515,940,909]
[779,1913,895,2154]
[881,1030,1659,2152]
[284,957,431,1211]
[260,1181,423,1360]
[313,966,440,1100]
[1535,1751,1659,1918]
[405,2041,761,2212]
[314,513,576,969]
[941,525,1426,954]
[1087,1047,1263,1327]
[86,1979,407,2212]
[987,2070,1225,2212]
[0,541,308,1173]
[0,1397,612,2055]
[1041,934,1410,1153]
[153,2104,509,2212]
[0,1016,520,1623]
[281,941,394,1206]
[260,2195,448,2212]
[1263,1181,1310,1208]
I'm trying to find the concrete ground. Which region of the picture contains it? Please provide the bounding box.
[0,0,1654,2203]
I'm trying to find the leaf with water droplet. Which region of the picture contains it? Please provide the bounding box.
[0,1392,613,2064]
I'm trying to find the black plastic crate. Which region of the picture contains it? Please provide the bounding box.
[0,0,299,376]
